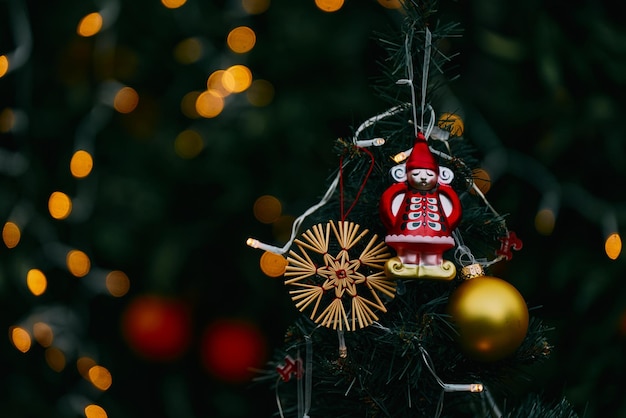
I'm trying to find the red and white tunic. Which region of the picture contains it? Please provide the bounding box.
[380,182,462,253]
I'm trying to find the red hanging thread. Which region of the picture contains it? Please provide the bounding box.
[339,146,375,221]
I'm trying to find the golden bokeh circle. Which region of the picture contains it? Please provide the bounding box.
[260,251,288,277]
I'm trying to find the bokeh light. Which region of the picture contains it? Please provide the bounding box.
[246,79,274,107]
[27,269,47,296]
[174,129,204,159]
[534,208,556,236]
[0,107,15,131]
[113,87,139,114]
[45,346,66,372]
[70,150,94,178]
[121,295,192,361]
[470,168,491,195]
[9,326,31,353]
[227,26,256,53]
[272,214,295,243]
[48,191,72,220]
[77,13,103,37]
[207,70,234,98]
[161,0,186,9]
[195,90,224,118]
[253,194,282,224]
[377,0,404,9]
[201,318,267,383]
[88,365,113,391]
[2,221,21,248]
[242,0,270,14]
[0,55,8,77]
[33,322,54,347]
[605,233,622,260]
[174,37,203,64]
[224,64,252,93]
[84,404,108,418]
[66,249,91,277]
[105,270,130,297]
[315,0,344,12]
[77,356,98,379]
[181,91,201,118]
[259,251,287,277]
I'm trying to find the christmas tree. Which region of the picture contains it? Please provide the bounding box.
[2,0,625,417]
[246,1,616,417]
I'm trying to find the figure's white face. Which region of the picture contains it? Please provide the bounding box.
[408,168,437,190]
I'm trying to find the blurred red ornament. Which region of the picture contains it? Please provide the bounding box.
[121,294,192,361]
[201,318,267,383]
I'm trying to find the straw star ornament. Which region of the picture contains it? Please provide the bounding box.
[284,220,396,331]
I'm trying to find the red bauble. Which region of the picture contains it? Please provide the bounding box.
[200,318,267,383]
[121,294,192,361]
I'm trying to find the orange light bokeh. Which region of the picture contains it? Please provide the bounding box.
[67,249,91,277]
[77,12,103,37]
[113,87,139,114]
[70,150,94,178]
[227,26,256,53]
[2,221,21,248]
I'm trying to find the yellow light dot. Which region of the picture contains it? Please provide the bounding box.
[315,0,344,12]
[85,404,108,418]
[253,195,282,224]
[174,129,204,159]
[438,112,465,137]
[272,214,295,243]
[45,347,66,372]
[195,90,224,118]
[181,91,201,118]
[246,79,274,107]
[27,269,47,296]
[227,26,256,54]
[0,108,14,132]
[77,13,103,37]
[113,87,139,114]
[242,0,270,14]
[9,326,31,353]
[377,0,403,9]
[3,221,21,248]
[88,365,113,391]
[470,168,491,195]
[48,191,73,220]
[207,70,234,98]
[0,55,8,77]
[605,233,622,260]
[225,65,253,93]
[33,322,54,347]
[105,270,130,297]
[161,0,186,8]
[534,208,555,236]
[70,150,94,178]
[260,251,288,277]
[67,249,91,278]
[174,37,203,64]
[77,356,98,379]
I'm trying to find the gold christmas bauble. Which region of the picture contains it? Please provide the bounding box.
[447,275,529,362]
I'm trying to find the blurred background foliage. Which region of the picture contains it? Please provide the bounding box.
[1,0,625,417]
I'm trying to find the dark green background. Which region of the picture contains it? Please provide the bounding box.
[1,0,625,416]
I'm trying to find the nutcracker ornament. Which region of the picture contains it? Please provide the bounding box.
[380,131,462,280]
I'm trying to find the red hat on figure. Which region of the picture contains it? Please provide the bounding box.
[406,132,439,171]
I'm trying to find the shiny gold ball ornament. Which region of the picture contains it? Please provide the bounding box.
[447,264,529,362]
